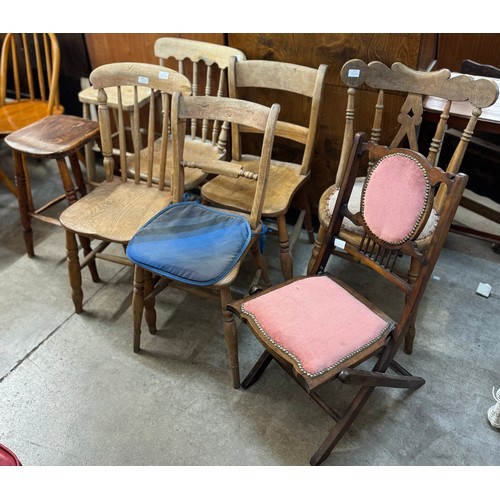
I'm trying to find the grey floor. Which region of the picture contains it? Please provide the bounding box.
[0,142,499,468]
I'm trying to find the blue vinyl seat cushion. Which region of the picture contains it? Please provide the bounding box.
[126,202,253,286]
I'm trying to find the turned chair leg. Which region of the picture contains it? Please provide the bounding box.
[277,214,293,281]
[307,224,326,275]
[12,151,34,257]
[221,287,240,389]
[143,269,157,335]
[132,265,145,353]
[65,230,84,313]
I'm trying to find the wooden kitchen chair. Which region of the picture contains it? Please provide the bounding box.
[59,62,191,314]
[126,92,280,389]
[201,57,328,281]
[307,59,499,353]
[131,37,247,189]
[0,33,63,197]
[230,133,469,465]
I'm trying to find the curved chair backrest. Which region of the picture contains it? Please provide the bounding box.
[228,57,328,176]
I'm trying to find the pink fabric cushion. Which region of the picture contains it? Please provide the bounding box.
[326,179,439,240]
[363,153,429,244]
[241,276,393,378]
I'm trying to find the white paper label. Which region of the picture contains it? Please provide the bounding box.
[334,238,346,249]
[138,76,149,84]
[159,71,169,80]
[348,69,360,78]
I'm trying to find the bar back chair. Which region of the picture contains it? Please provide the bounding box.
[230,132,469,465]
[126,92,280,389]
[0,33,63,197]
[59,62,191,314]
[201,57,328,281]
[307,59,499,353]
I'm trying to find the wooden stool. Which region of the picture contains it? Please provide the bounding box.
[4,114,100,257]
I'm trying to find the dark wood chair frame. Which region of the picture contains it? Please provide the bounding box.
[230,132,469,465]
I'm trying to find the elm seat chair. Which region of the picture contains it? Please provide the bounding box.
[229,133,469,465]
[59,62,191,314]
[306,59,499,354]
[126,92,280,389]
[201,58,328,281]
[0,33,63,197]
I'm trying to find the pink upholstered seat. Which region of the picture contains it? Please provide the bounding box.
[241,275,394,378]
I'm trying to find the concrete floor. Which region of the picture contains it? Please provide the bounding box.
[0,142,499,467]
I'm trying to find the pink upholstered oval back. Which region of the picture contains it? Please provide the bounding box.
[362,153,429,244]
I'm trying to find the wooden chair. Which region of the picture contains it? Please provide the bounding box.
[307,59,499,353]
[201,58,328,281]
[59,62,191,314]
[125,92,280,389]
[0,33,63,197]
[78,37,246,188]
[229,133,469,465]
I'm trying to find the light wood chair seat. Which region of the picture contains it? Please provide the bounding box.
[60,176,172,243]
[78,85,153,110]
[201,154,306,217]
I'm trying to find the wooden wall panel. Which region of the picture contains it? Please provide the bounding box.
[436,34,500,72]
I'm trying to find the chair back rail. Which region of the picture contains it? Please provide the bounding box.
[155,37,246,145]
[172,93,280,229]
